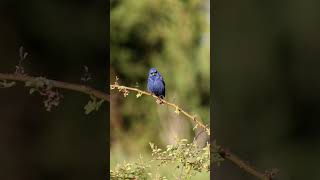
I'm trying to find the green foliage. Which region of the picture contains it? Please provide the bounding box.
[110,157,168,180]
[110,138,215,180]
[84,95,105,114]
[110,158,151,180]
[0,80,16,88]
[150,139,210,179]
[211,141,224,166]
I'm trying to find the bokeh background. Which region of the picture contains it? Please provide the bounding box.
[110,0,210,179]
[3,0,319,179]
[0,1,108,180]
[214,0,320,179]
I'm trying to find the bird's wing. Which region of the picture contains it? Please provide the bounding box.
[159,73,165,86]
[161,77,165,97]
[147,77,152,92]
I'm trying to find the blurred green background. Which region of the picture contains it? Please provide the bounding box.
[110,0,210,179]
[0,1,107,180]
[214,0,320,179]
[2,0,319,179]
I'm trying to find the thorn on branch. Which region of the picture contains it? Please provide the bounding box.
[19,46,28,60]
[15,46,28,75]
[115,76,119,85]
[174,107,181,114]
[264,168,279,179]
[81,65,92,82]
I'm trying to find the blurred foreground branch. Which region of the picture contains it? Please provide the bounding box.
[0,73,110,102]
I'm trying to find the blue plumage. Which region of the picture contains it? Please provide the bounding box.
[147,68,165,98]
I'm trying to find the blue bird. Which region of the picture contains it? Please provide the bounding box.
[147,68,165,99]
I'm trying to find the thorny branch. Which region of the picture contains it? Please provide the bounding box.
[110,82,210,135]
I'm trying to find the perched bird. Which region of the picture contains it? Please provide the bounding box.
[147,68,165,98]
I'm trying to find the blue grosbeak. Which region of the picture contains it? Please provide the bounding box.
[147,68,165,99]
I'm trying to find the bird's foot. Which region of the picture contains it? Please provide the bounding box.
[156,97,164,104]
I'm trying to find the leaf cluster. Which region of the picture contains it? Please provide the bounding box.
[110,138,217,179]
[110,160,150,180]
[25,77,63,111]
[150,139,211,179]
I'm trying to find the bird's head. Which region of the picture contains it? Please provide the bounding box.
[148,68,159,77]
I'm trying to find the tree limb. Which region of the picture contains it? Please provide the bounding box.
[110,83,210,135]
[0,73,110,102]
[217,147,275,180]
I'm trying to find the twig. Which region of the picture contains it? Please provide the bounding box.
[110,84,210,135]
[0,73,110,102]
[178,164,184,180]
[193,129,206,143]
[217,147,274,180]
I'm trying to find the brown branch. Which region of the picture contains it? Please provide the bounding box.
[110,83,210,135]
[0,73,110,102]
[109,84,276,179]
[0,72,275,179]
[217,147,275,180]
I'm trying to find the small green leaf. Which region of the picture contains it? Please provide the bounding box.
[84,100,95,114]
[136,92,142,98]
[25,80,32,87]
[0,80,16,88]
[29,88,37,94]
[193,124,198,131]
[149,143,154,149]
[95,99,105,110]
[84,95,105,114]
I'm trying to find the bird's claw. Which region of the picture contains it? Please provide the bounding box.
[156,97,164,104]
